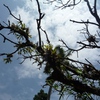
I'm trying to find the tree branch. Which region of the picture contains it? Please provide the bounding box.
[36,0,45,47]
[70,19,100,27]
[85,0,100,26]
[51,68,100,96]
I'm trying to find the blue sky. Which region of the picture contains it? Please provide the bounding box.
[0,0,100,100]
[0,0,48,100]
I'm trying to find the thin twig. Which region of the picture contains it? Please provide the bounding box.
[3,4,22,23]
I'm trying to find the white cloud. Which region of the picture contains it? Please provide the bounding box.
[15,59,44,79]
[38,73,43,79]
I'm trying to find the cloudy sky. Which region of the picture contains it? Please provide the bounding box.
[0,0,100,100]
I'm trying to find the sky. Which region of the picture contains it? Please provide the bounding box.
[0,0,100,100]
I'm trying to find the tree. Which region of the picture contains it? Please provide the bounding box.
[0,0,100,99]
[33,89,47,100]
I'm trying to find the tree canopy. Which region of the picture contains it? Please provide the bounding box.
[33,89,47,100]
[0,0,100,100]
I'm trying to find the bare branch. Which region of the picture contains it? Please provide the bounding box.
[36,0,45,47]
[77,41,100,48]
[59,39,86,52]
[3,4,22,23]
[85,0,100,25]
[46,0,82,9]
[40,27,50,44]
[0,33,18,44]
[70,19,100,27]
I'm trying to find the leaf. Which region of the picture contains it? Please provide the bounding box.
[3,57,12,63]
[76,69,82,75]
[53,83,58,90]
[21,23,25,29]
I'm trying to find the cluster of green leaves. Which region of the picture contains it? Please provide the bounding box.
[42,44,75,99]
[16,42,34,55]
[42,44,66,74]
[3,54,13,63]
[74,92,93,100]
[43,44,56,74]
[10,22,32,40]
[3,22,34,63]
[42,44,73,76]
[33,89,47,100]
[41,44,97,99]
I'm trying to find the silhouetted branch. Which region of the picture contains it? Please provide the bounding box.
[77,41,100,48]
[85,0,100,26]
[41,27,50,44]
[4,4,22,23]
[36,0,45,47]
[70,19,100,27]
[49,66,100,96]
[60,39,86,52]
[46,0,82,9]
[0,33,17,44]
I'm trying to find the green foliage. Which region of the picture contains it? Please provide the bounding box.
[75,93,93,100]
[33,89,47,100]
[54,45,65,58]
[76,69,83,75]
[44,63,53,74]
[17,45,34,55]
[10,22,32,41]
[4,57,12,63]
[42,44,54,74]
[3,54,13,63]
[43,45,75,99]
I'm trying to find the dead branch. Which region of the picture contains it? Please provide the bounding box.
[70,19,100,27]
[4,4,22,23]
[85,0,100,26]
[36,0,45,47]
